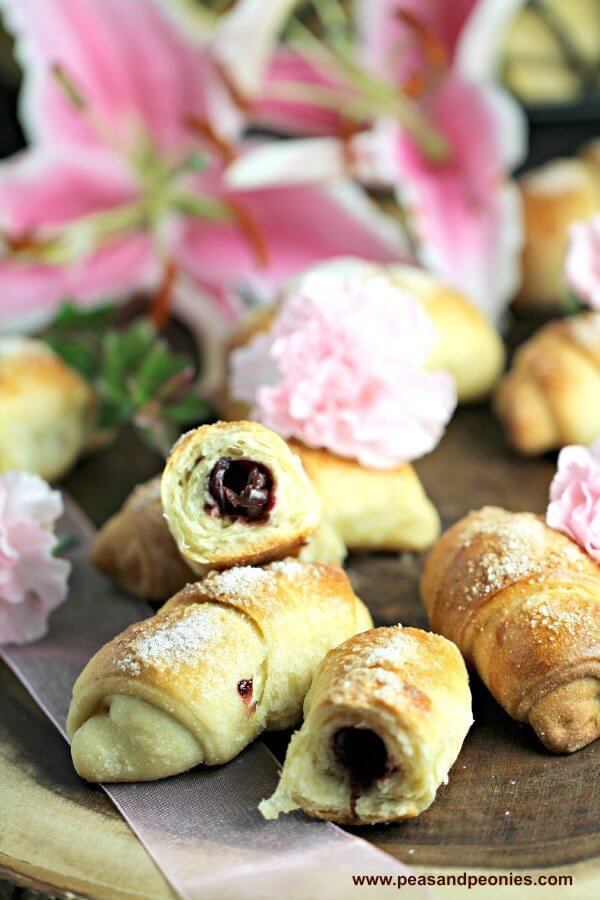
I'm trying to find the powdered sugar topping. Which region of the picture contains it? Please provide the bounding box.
[117,607,220,675]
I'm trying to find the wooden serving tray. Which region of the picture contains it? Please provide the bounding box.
[1,405,599,899]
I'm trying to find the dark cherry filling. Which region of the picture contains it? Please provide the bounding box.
[207,457,274,522]
[237,678,256,711]
[332,727,392,819]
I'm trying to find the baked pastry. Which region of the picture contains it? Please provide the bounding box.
[383,264,505,403]
[421,507,600,753]
[290,442,440,553]
[66,561,372,782]
[225,260,504,408]
[494,312,600,454]
[515,158,600,313]
[161,421,322,575]
[259,626,472,824]
[92,477,195,602]
[0,337,94,481]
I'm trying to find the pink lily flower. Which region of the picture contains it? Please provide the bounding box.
[0,0,405,333]
[222,0,527,324]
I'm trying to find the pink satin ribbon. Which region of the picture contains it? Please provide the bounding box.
[1,498,424,899]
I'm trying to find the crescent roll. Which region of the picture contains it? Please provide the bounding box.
[494,312,600,454]
[421,507,600,753]
[515,157,600,313]
[66,561,372,782]
[260,626,472,824]
[0,337,94,481]
[289,442,440,553]
[225,259,504,409]
[161,421,322,575]
[92,477,195,602]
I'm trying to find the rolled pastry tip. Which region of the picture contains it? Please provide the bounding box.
[161,421,322,575]
[260,626,472,824]
[67,560,372,782]
[421,507,600,752]
[92,477,195,602]
[289,442,441,553]
[0,337,94,482]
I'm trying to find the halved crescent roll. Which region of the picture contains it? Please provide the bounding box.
[290,442,441,553]
[260,626,472,824]
[421,507,600,752]
[162,421,322,575]
[67,561,372,782]
[92,477,195,602]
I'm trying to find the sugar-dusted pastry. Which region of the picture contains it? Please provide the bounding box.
[515,158,600,313]
[92,477,195,602]
[161,421,322,575]
[0,337,94,481]
[225,258,504,408]
[494,312,600,454]
[421,507,600,753]
[67,561,372,782]
[260,626,472,824]
[290,442,440,553]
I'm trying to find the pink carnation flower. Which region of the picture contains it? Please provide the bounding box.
[547,440,600,563]
[230,272,457,468]
[565,216,600,310]
[0,471,71,645]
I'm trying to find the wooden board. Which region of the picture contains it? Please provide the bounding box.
[1,405,599,898]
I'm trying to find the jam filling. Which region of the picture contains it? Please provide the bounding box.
[332,727,391,819]
[237,678,256,712]
[207,457,274,522]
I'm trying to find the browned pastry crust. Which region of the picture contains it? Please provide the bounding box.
[289,441,440,553]
[421,507,600,752]
[66,561,372,782]
[260,626,472,824]
[494,312,600,455]
[92,477,195,601]
[515,158,600,312]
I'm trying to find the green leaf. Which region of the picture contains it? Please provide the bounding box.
[45,336,97,379]
[161,394,211,424]
[133,343,187,404]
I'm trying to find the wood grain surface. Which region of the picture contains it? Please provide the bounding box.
[0,405,598,898]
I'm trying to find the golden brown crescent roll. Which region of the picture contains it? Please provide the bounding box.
[92,477,195,602]
[289,442,440,554]
[0,337,94,481]
[161,421,322,575]
[260,626,472,824]
[494,312,600,455]
[421,507,600,753]
[515,158,600,313]
[224,259,504,409]
[383,264,505,403]
[66,560,372,782]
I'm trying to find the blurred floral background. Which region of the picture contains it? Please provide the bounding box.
[0,0,598,462]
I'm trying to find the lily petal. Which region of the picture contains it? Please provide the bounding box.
[256,47,354,136]
[384,76,523,323]
[178,178,407,301]
[0,147,137,234]
[355,0,478,82]
[0,0,211,152]
[211,0,298,106]
[0,236,156,332]
[457,0,526,82]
